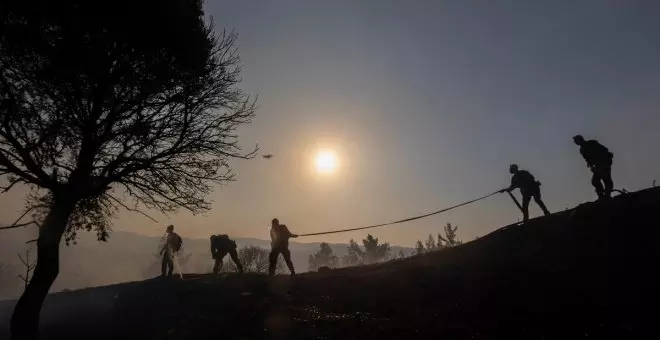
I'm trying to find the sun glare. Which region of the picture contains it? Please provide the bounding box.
[314,149,338,175]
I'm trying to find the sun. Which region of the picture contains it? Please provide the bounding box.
[314,149,338,174]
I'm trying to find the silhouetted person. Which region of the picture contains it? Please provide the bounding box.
[160,224,182,277]
[210,234,243,274]
[573,135,614,199]
[500,164,550,222]
[269,218,298,276]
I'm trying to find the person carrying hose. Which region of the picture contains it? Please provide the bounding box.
[499,164,550,222]
[269,218,298,276]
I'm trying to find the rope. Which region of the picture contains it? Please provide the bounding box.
[298,190,501,237]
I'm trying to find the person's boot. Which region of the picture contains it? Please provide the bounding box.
[539,203,550,216]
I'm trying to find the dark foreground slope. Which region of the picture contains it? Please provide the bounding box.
[2,188,660,339]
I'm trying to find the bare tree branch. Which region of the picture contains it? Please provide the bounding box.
[0,207,41,230]
[2,18,256,243]
[0,222,37,230]
[17,248,36,289]
[106,193,159,223]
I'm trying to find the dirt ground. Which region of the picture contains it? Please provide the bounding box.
[2,187,659,339]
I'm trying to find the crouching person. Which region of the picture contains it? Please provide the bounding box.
[210,234,243,275]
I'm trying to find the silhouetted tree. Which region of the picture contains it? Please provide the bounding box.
[436,233,447,250]
[362,234,391,264]
[438,223,462,247]
[308,242,338,271]
[340,236,390,266]
[223,246,284,274]
[238,246,270,273]
[415,224,462,256]
[415,240,425,255]
[0,1,255,337]
[425,234,437,251]
[342,239,363,266]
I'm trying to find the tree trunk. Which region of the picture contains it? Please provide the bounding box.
[10,200,73,340]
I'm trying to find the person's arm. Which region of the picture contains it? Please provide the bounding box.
[284,225,298,238]
[210,241,216,259]
[581,145,594,168]
[160,235,168,254]
[499,176,517,193]
[581,150,592,167]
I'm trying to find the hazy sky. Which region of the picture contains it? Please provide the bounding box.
[2,0,659,247]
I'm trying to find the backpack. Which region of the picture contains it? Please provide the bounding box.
[219,234,237,250]
[515,170,540,189]
[171,233,183,252]
[586,140,614,162]
[595,141,613,159]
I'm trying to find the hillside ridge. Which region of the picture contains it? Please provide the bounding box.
[2,187,659,339]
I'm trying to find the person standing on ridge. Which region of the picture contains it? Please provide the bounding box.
[499,164,551,222]
[160,224,182,277]
[269,218,298,276]
[573,135,614,199]
[210,234,244,275]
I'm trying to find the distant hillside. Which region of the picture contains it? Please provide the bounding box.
[0,228,412,300]
[1,187,658,339]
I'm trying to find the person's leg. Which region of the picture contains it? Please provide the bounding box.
[268,249,280,276]
[230,249,243,274]
[166,254,174,276]
[281,248,295,275]
[521,193,531,222]
[213,256,222,275]
[533,190,550,216]
[591,167,605,198]
[602,165,613,197]
[161,253,168,277]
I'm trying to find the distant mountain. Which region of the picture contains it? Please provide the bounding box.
[0,228,412,300]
